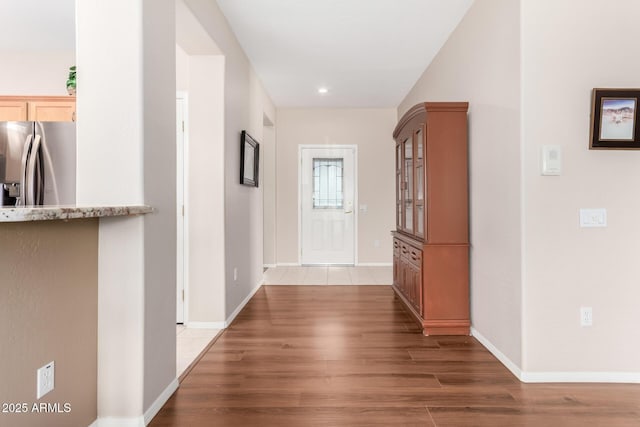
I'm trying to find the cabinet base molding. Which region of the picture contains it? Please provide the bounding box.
[392,284,470,336]
[422,319,470,336]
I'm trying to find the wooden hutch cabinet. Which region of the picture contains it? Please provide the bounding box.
[392,102,470,335]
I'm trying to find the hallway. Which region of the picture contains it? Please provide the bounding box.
[151,286,640,426]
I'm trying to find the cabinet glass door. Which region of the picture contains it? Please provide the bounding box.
[403,137,413,232]
[415,128,425,238]
[396,143,402,229]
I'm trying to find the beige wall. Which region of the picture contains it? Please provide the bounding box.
[521,0,640,374]
[275,108,396,265]
[0,220,98,427]
[183,0,276,319]
[262,120,276,266]
[401,0,640,379]
[0,50,74,95]
[399,0,523,365]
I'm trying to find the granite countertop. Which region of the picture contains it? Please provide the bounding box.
[0,205,153,223]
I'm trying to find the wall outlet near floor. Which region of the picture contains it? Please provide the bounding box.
[37,361,55,399]
[580,307,593,327]
[374,239,380,248]
[233,267,238,282]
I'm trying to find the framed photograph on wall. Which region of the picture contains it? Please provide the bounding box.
[240,130,260,187]
[590,88,640,149]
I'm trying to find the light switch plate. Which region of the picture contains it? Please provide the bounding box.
[579,208,607,227]
[541,145,562,175]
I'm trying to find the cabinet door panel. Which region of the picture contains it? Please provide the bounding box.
[406,263,421,315]
[0,100,28,121]
[28,101,76,122]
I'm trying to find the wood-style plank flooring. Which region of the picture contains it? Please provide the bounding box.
[151,286,640,426]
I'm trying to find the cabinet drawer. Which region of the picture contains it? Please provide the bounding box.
[408,247,422,267]
[393,238,400,257]
[400,243,409,257]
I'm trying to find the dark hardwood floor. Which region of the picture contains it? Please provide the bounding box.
[151,285,640,426]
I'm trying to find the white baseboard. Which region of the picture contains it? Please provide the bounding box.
[88,379,178,427]
[89,417,144,427]
[470,327,523,380]
[471,327,640,384]
[185,321,226,329]
[521,371,640,383]
[263,264,277,268]
[225,279,263,327]
[144,378,179,425]
[186,280,264,330]
[265,282,390,286]
[274,263,393,268]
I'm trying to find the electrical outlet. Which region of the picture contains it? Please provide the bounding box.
[37,361,55,399]
[580,307,593,327]
[233,267,238,282]
[374,239,380,248]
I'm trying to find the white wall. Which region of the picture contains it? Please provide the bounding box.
[176,2,227,326]
[0,50,74,95]
[275,108,397,265]
[399,0,522,366]
[77,0,146,419]
[141,0,177,411]
[183,0,275,320]
[521,0,640,376]
[186,55,226,324]
[176,44,189,90]
[77,0,177,423]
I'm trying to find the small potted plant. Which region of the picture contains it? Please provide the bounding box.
[66,66,76,96]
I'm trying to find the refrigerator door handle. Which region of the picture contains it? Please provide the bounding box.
[26,134,42,206]
[19,134,33,206]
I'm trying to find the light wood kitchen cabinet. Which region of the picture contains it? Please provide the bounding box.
[392,102,470,336]
[0,96,76,122]
[0,100,28,121]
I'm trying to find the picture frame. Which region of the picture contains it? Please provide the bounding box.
[240,130,259,187]
[590,88,640,150]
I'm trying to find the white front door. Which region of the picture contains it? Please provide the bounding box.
[176,95,186,323]
[300,146,356,265]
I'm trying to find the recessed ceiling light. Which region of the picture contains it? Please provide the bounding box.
[317,87,329,94]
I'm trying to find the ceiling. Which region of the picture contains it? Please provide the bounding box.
[2,0,473,108]
[216,0,473,108]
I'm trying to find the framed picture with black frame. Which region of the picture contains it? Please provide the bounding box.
[240,130,259,186]
[590,88,640,150]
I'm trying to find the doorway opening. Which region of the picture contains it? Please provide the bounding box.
[176,92,187,324]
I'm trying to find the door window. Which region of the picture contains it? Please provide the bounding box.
[312,158,344,209]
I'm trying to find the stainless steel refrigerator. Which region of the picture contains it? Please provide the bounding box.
[0,121,76,206]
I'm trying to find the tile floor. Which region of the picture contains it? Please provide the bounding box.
[176,325,221,376]
[263,265,393,285]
